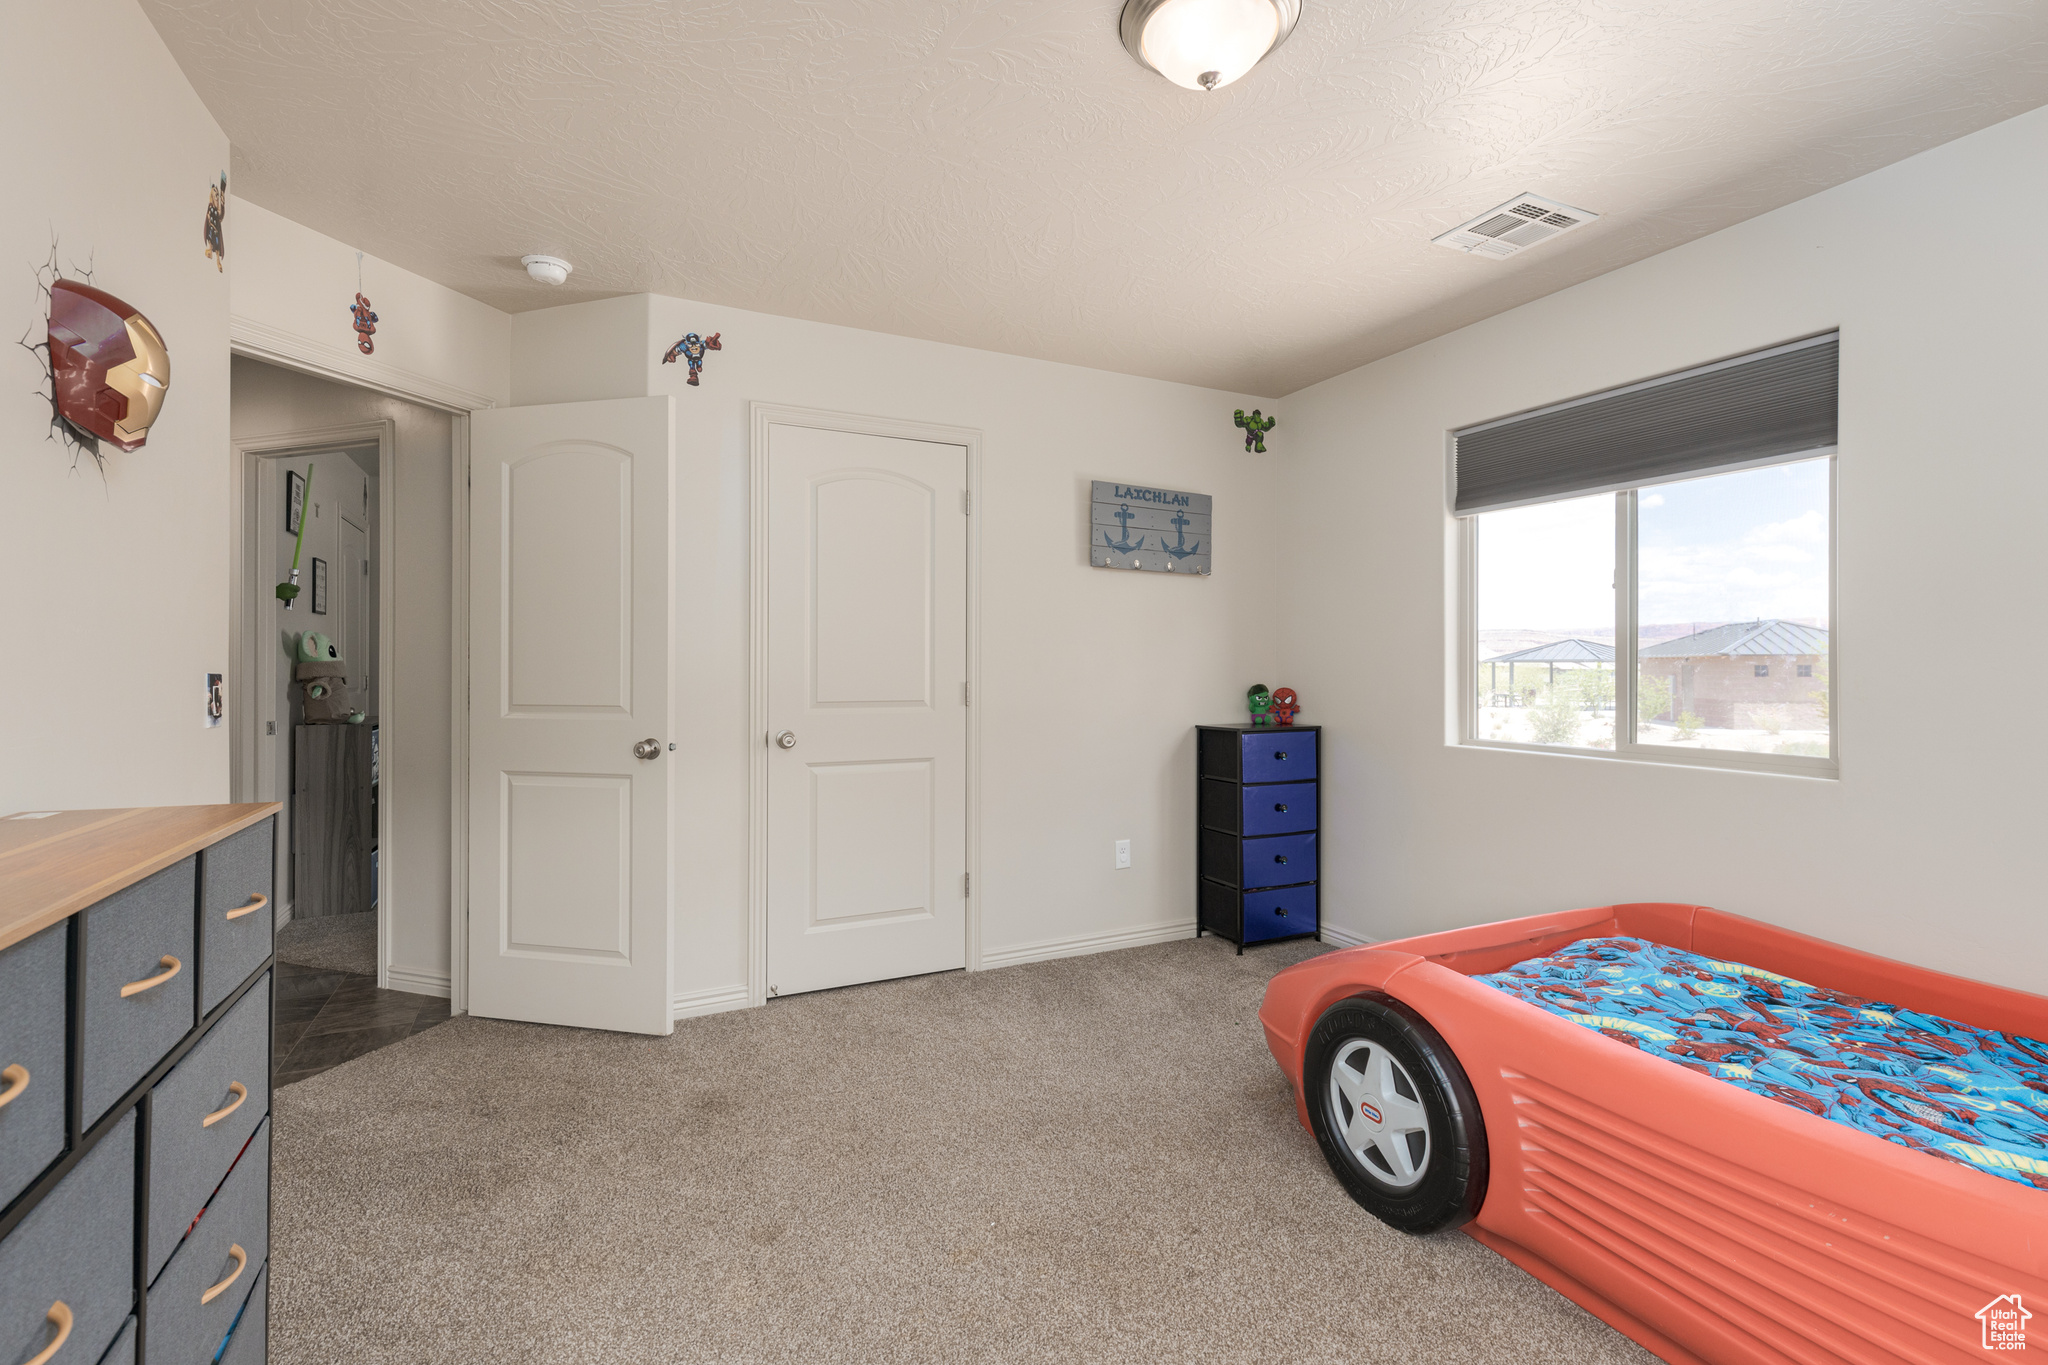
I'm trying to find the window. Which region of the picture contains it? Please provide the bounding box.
[1459,335,1836,776]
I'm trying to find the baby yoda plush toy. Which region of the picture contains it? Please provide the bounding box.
[294,632,365,723]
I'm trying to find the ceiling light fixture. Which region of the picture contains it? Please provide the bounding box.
[521,254,573,286]
[1120,0,1301,92]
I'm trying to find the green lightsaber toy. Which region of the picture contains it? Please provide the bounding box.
[275,463,312,606]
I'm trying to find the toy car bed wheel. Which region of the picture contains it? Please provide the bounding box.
[1304,994,1488,1234]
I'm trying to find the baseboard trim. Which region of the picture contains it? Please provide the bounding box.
[672,984,752,1021]
[1319,922,1373,949]
[384,964,452,999]
[980,918,1197,970]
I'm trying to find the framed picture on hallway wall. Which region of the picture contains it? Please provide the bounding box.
[311,557,328,614]
[285,468,305,535]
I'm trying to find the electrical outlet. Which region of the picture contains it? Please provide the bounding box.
[1115,839,1131,869]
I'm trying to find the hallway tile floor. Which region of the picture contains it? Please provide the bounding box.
[274,960,451,1086]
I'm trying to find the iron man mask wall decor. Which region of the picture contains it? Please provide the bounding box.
[47,279,170,453]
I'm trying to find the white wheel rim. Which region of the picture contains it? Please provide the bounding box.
[1327,1040,1432,1189]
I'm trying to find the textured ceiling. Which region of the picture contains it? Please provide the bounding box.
[143,0,2048,395]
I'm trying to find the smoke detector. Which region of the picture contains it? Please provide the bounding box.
[521,254,573,285]
[1433,194,1598,259]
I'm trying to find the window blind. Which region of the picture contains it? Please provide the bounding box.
[1453,332,1838,515]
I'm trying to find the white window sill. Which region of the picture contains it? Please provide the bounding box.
[1456,736,1837,780]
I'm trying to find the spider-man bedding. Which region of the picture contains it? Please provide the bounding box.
[1477,936,2048,1190]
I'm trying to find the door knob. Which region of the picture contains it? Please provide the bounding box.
[633,738,662,760]
[775,730,797,750]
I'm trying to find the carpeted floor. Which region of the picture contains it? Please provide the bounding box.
[270,937,1654,1365]
[274,911,377,976]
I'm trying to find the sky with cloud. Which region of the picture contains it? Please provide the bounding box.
[1476,458,1830,634]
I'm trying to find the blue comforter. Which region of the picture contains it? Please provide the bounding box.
[1477,937,2048,1191]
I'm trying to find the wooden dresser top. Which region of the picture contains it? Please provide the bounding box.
[0,804,281,952]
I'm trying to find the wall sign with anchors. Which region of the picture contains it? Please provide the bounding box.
[1089,480,1211,575]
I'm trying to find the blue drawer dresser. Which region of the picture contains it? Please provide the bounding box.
[1197,725,1321,952]
[1,805,278,1365]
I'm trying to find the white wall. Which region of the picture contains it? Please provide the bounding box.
[515,296,1285,1007]
[230,198,511,410]
[1276,104,2048,995]
[230,357,456,990]
[0,0,232,812]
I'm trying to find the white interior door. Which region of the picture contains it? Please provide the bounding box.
[766,423,967,997]
[468,397,674,1034]
[338,515,369,704]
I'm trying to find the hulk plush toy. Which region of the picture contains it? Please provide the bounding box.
[1247,683,1274,726]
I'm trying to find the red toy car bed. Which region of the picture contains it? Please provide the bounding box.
[1258,903,2047,1364]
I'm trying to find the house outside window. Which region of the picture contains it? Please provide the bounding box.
[1457,334,1837,777]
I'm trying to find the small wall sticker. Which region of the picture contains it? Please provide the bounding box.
[661,331,721,385]
[350,292,378,354]
[203,173,227,271]
[1234,408,1276,453]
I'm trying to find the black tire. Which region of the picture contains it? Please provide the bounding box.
[1303,993,1488,1234]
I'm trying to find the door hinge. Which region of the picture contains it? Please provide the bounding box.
[962,489,971,515]
[963,680,970,706]
[964,872,971,897]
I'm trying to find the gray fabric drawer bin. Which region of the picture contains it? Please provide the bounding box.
[99,1314,136,1365]
[0,921,67,1209]
[147,972,271,1279]
[149,1117,268,1365]
[82,859,196,1125]
[218,1263,267,1365]
[202,819,275,1015]
[0,1112,134,1365]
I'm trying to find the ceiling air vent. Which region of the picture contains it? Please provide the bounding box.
[1433,193,1599,259]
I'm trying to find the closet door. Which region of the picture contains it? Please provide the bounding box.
[467,398,675,1035]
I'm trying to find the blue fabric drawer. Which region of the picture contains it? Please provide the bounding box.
[1242,885,1317,943]
[82,858,196,1125]
[0,922,67,1210]
[1241,832,1316,888]
[148,1118,268,1365]
[148,972,270,1281]
[201,818,274,1016]
[218,1263,267,1365]
[0,1112,134,1365]
[1242,730,1315,783]
[1240,782,1315,836]
[99,1315,136,1365]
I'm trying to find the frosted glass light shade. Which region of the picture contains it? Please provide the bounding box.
[1120,0,1301,92]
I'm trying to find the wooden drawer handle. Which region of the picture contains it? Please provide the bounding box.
[203,1081,248,1129]
[0,1063,27,1109]
[120,955,182,998]
[226,893,267,922]
[26,1301,71,1365]
[201,1244,248,1306]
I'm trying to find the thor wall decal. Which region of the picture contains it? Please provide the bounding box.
[1090,481,1211,575]
[203,173,227,270]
